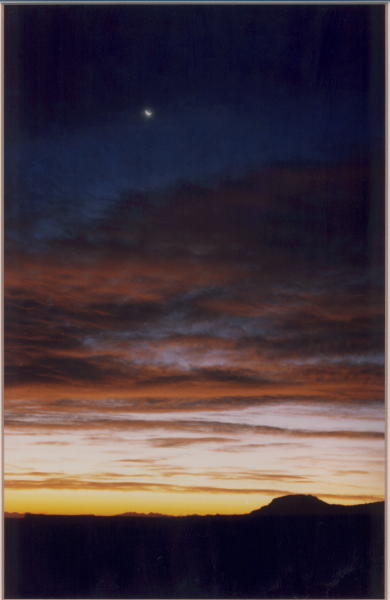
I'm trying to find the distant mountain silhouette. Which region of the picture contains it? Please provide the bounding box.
[117,511,167,518]
[5,495,384,599]
[252,494,330,515]
[250,494,383,516]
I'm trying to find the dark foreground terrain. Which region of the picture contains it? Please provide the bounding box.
[4,495,384,598]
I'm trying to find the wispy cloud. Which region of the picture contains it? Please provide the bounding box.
[4,162,384,513]
[4,475,383,506]
[4,415,384,441]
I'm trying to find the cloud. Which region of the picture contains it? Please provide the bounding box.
[4,414,384,442]
[3,475,293,495]
[215,442,309,452]
[335,469,370,476]
[150,436,236,448]
[4,274,383,408]
[3,474,383,505]
[196,470,310,483]
[114,458,162,464]
[33,441,70,446]
[4,162,384,501]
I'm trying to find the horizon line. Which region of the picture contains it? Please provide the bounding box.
[5,493,385,518]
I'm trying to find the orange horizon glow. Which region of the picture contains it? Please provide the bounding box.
[5,489,385,517]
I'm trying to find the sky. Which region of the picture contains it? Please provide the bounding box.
[4,4,385,516]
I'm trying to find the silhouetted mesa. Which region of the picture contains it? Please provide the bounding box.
[4,495,384,598]
[251,493,385,516]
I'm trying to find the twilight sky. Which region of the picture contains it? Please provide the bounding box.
[4,4,385,516]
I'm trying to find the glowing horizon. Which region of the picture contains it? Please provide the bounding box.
[5,394,385,515]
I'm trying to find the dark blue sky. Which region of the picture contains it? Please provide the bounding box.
[5,5,384,245]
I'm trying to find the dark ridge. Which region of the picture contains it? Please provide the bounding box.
[250,495,385,519]
[116,512,168,518]
[5,496,384,598]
